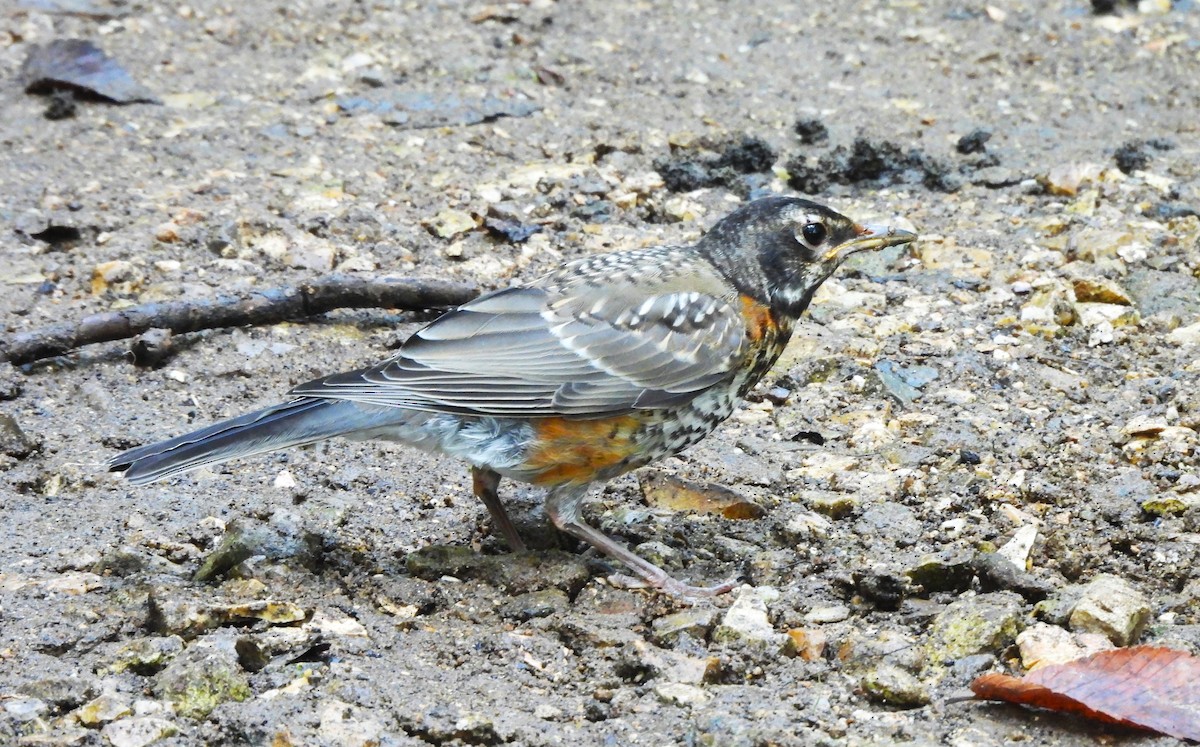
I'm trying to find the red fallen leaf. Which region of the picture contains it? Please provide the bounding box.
[971,645,1200,741]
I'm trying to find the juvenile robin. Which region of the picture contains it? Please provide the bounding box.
[107,196,916,597]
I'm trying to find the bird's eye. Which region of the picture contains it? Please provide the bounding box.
[799,221,827,247]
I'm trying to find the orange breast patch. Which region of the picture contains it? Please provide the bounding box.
[739,294,778,342]
[524,414,644,486]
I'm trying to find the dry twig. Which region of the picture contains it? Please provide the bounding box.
[1,274,479,366]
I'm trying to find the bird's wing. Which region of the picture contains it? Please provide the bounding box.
[291,249,749,417]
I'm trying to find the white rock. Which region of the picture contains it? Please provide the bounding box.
[654,682,711,707]
[1069,574,1151,645]
[102,717,179,747]
[712,586,786,649]
[1167,321,1200,346]
[997,525,1038,570]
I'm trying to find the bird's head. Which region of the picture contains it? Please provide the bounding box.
[697,196,917,318]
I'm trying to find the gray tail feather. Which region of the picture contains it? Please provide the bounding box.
[107,398,386,485]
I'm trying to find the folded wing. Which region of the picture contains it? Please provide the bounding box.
[291,252,746,418]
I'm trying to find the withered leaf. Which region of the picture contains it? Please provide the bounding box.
[639,471,764,520]
[971,645,1200,741]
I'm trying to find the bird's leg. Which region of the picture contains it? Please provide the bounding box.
[544,484,738,598]
[471,466,527,552]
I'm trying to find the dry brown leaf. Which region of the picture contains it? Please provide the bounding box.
[639,471,764,520]
[971,645,1200,740]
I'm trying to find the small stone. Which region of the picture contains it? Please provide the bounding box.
[1017,622,1112,670]
[91,260,142,295]
[781,510,832,542]
[860,663,930,708]
[925,592,1025,666]
[793,118,829,145]
[129,328,174,368]
[1071,277,1132,305]
[1167,322,1200,346]
[100,636,185,675]
[806,493,857,519]
[972,553,1053,602]
[653,682,711,707]
[1074,302,1139,328]
[712,586,787,650]
[854,571,906,610]
[152,637,251,719]
[222,600,307,625]
[1020,281,1075,334]
[906,553,975,594]
[154,222,181,243]
[1040,162,1102,196]
[499,589,570,621]
[1121,415,1170,438]
[3,696,48,723]
[662,196,703,222]
[785,628,827,661]
[639,471,764,519]
[651,608,717,643]
[17,677,95,711]
[73,693,133,726]
[101,717,178,747]
[804,605,851,624]
[424,208,476,238]
[838,629,923,673]
[194,512,323,583]
[956,129,992,155]
[996,525,1038,570]
[0,413,40,458]
[1069,228,1136,262]
[1068,574,1151,645]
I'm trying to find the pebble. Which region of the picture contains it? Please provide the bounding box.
[1017,622,1112,670]
[651,608,717,643]
[996,525,1038,570]
[152,637,251,719]
[1068,574,1151,645]
[804,605,851,624]
[424,209,477,238]
[0,414,38,458]
[860,664,930,708]
[906,553,975,594]
[74,693,133,726]
[3,696,47,723]
[101,717,179,747]
[785,628,828,661]
[1070,276,1132,305]
[100,636,185,675]
[1075,302,1139,328]
[654,682,711,708]
[91,260,142,295]
[17,677,95,711]
[925,592,1025,666]
[498,589,570,622]
[1168,322,1200,346]
[712,586,786,650]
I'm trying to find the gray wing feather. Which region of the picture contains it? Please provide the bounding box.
[290,253,746,417]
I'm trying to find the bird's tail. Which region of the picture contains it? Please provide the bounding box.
[106,398,393,485]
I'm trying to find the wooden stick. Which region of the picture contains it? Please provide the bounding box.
[1,274,479,365]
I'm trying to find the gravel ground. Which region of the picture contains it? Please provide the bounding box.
[2,1,1199,745]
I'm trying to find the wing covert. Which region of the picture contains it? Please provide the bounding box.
[291,252,747,417]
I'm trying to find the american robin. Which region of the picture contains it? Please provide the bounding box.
[107,196,916,597]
